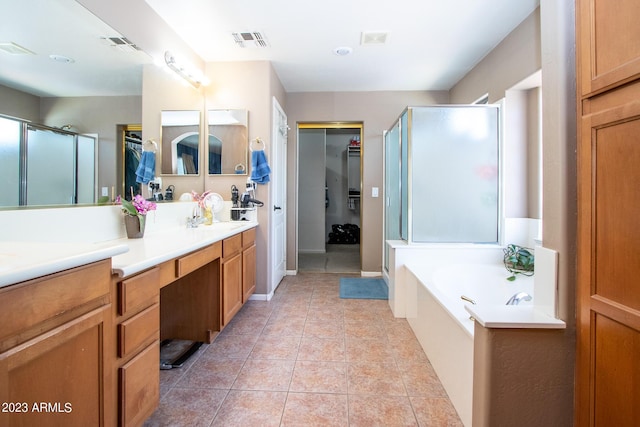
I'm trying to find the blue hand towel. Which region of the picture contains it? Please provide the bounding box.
[135,151,156,184]
[250,150,271,184]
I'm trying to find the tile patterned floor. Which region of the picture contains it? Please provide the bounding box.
[298,244,360,273]
[144,273,463,426]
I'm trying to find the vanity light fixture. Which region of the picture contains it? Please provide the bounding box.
[164,50,209,89]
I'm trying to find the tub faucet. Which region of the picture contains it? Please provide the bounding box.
[505,292,532,305]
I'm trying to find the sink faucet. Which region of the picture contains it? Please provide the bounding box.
[505,292,532,305]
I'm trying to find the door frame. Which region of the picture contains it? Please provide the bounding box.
[296,121,363,272]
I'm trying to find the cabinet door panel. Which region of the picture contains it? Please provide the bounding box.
[0,306,110,427]
[119,341,159,427]
[242,244,256,302]
[578,0,640,95]
[222,254,243,326]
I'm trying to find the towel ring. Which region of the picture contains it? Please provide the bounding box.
[234,163,246,174]
[143,139,158,153]
[250,137,265,152]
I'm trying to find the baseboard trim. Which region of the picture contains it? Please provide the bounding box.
[286,270,297,276]
[249,292,274,301]
[361,271,382,277]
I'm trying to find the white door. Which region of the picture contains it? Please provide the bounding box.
[270,97,287,292]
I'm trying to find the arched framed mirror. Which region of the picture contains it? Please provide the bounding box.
[160,110,201,175]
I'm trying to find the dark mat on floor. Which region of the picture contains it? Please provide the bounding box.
[339,277,388,300]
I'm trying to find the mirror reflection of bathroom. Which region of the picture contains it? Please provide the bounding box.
[160,110,201,175]
[120,124,143,200]
[298,124,362,273]
[207,109,248,175]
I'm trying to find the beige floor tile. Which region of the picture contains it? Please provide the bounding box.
[144,387,228,427]
[348,362,407,396]
[297,336,346,362]
[249,335,301,360]
[176,357,245,389]
[348,394,418,427]
[231,359,295,391]
[146,272,461,426]
[211,390,287,427]
[205,333,258,359]
[262,316,306,337]
[345,337,395,363]
[398,362,449,397]
[344,319,386,339]
[290,360,348,394]
[410,396,464,426]
[281,392,348,427]
[304,319,345,338]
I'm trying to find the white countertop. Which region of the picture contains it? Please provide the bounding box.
[0,241,129,288]
[465,304,566,329]
[111,221,257,278]
[0,220,258,288]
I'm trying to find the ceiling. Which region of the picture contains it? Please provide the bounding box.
[0,0,539,97]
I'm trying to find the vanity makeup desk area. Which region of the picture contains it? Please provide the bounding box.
[0,203,258,427]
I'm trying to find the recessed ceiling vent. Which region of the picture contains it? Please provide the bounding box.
[0,41,35,55]
[360,32,389,46]
[101,36,142,52]
[232,32,269,49]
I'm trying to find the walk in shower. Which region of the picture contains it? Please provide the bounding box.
[383,105,500,272]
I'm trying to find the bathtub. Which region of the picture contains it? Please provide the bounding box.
[404,262,534,427]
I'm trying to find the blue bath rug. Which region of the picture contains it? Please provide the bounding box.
[339,277,388,300]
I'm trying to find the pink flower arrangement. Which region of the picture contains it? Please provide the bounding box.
[191,191,212,209]
[116,194,157,217]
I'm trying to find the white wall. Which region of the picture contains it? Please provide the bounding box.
[286,90,449,273]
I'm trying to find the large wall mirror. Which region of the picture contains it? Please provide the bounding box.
[160,110,201,175]
[207,109,248,175]
[0,0,151,209]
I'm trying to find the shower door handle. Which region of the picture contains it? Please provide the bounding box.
[274,205,282,211]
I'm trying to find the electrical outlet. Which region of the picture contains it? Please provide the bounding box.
[372,187,379,197]
[101,187,109,197]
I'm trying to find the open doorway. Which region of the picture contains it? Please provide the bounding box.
[297,122,362,273]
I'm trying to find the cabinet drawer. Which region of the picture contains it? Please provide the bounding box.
[242,228,256,249]
[118,267,159,317]
[223,234,243,259]
[119,341,160,427]
[118,303,159,358]
[0,259,110,346]
[175,243,221,278]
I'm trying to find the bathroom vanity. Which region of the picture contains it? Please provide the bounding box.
[0,219,257,426]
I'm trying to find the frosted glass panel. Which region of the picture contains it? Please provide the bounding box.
[26,127,75,205]
[77,135,96,204]
[0,117,21,207]
[410,106,498,243]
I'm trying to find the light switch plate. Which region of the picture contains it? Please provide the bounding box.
[372,187,379,197]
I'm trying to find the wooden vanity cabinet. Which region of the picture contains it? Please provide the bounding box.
[242,228,257,302]
[221,234,243,326]
[112,267,160,427]
[0,260,113,427]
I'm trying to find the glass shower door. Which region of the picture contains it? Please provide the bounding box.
[410,106,499,243]
[0,116,21,207]
[26,125,75,205]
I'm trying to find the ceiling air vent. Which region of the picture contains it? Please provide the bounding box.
[101,36,142,52]
[232,32,269,49]
[360,32,389,46]
[0,41,35,55]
